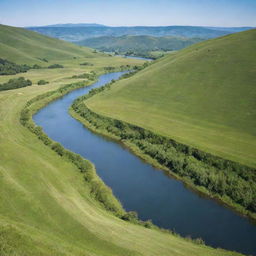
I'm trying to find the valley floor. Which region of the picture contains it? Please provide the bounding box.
[0,56,242,256]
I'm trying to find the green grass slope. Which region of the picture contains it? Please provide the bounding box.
[77,35,203,53]
[87,29,256,167]
[0,24,97,64]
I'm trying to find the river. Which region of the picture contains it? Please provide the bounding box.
[33,71,256,256]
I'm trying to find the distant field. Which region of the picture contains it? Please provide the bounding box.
[87,29,256,168]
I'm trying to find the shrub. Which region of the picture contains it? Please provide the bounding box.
[80,62,93,66]
[143,219,154,229]
[193,238,205,245]
[121,211,138,221]
[104,66,115,71]
[32,64,42,69]
[71,72,96,80]
[0,58,30,75]
[48,64,64,69]
[37,80,49,85]
[51,142,65,156]
[38,58,48,62]
[0,77,32,91]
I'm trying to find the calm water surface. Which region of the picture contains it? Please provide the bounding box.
[34,71,256,256]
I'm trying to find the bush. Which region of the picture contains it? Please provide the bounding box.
[0,77,32,91]
[143,219,154,229]
[121,211,138,221]
[32,64,42,69]
[0,58,30,75]
[80,62,93,66]
[48,64,64,69]
[104,66,115,71]
[38,58,48,62]
[51,142,65,156]
[71,72,96,81]
[37,80,49,85]
[193,238,205,245]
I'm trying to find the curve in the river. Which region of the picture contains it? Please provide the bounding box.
[33,71,256,256]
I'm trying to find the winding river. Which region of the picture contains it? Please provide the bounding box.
[33,71,256,256]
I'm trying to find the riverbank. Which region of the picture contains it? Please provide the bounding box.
[70,106,256,221]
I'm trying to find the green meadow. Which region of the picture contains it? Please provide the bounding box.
[87,29,256,168]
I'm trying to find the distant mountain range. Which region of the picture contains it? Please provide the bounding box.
[27,25,254,42]
[43,23,106,28]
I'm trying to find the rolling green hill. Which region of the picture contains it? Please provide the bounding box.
[0,24,97,64]
[87,29,256,168]
[77,35,203,54]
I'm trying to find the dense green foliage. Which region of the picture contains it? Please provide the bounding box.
[80,62,94,66]
[77,35,203,56]
[0,58,30,75]
[32,64,43,69]
[72,72,256,217]
[102,64,137,73]
[71,71,96,80]
[37,80,49,85]
[0,77,32,91]
[48,64,64,69]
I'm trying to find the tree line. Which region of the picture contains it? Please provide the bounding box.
[0,58,66,76]
[0,58,31,75]
[71,71,96,80]
[0,77,32,91]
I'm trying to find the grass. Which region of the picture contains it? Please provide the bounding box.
[87,29,256,168]
[0,25,243,256]
[0,24,104,65]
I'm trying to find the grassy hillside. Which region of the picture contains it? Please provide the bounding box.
[87,29,256,168]
[77,35,203,54]
[0,24,99,64]
[0,24,240,256]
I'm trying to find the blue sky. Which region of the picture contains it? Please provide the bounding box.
[0,0,255,27]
